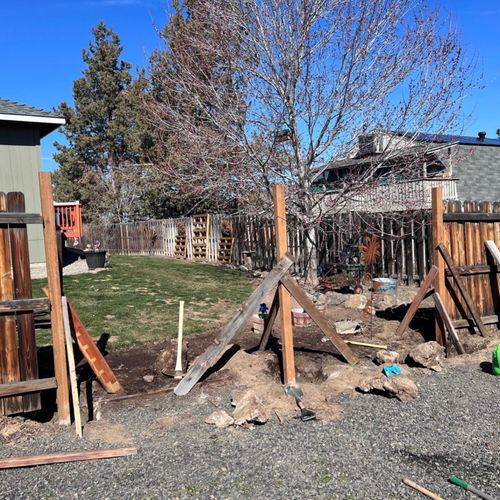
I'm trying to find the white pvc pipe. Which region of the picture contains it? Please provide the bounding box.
[175,301,185,377]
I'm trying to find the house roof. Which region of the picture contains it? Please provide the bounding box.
[0,98,65,138]
[321,142,453,172]
[400,131,500,147]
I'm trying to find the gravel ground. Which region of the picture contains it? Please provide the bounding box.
[0,363,498,499]
[30,258,91,280]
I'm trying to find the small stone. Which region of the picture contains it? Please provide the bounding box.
[143,375,154,383]
[374,350,400,365]
[343,294,368,309]
[407,341,445,371]
[231,389,269,425]
[205,410,234,428]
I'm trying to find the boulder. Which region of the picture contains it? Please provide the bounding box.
[407,341,445,371]
[205,410,234,428]
[343,294,368,310]
[374,350,400,365]
[231,389,269,425]
[459,335,489,354]
[357,374,418,401]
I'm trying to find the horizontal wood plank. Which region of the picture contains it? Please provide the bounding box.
[0,298,50,314]
[443,213,500,222]
[0,377,56,398]
[0,447,137,469]
[0,213,42,224]
[452,314,498,329]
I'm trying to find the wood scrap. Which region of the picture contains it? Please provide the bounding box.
[62,296,82,437]
[0,447,137,469]
[402,478,443,500]
[485,240,500,266]
[68,302,124,394]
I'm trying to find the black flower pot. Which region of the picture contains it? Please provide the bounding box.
[85,250,107,269]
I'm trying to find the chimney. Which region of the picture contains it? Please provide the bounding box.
[477,131,486,141]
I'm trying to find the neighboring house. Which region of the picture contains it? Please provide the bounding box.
[0,98,65,262]
[312,130,500,212]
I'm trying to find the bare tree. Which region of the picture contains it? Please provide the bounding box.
[146,0,475,284]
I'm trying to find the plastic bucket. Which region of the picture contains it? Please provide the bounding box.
[372,277,398,296]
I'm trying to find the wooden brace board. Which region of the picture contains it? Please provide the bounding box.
[68,303,124,395]
[396,266,438,336]
[438,243,488,337]
[433,293,465,355]
[279,274,358,365]
[174,253,295,396]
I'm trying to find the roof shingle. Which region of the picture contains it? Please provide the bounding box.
[0,98,63,119]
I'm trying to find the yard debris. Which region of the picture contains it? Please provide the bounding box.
[205,410,234,428]
[343,293,368,309]
[374,350,400,365]
[334,320,363,335]
[231,389,269,425]
[407,341,445,371]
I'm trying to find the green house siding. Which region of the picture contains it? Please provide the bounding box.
[0,123,45,263]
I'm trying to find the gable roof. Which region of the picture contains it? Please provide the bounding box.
[0,98,65,138]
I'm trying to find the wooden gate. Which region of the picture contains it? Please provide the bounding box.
[433,191,500,335]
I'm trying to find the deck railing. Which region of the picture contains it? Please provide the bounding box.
[316,177,459,213]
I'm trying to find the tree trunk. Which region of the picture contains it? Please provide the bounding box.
[303,225,319,287]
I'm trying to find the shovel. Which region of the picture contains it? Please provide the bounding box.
[285,385,316,422]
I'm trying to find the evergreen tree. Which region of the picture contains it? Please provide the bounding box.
[54,21,152,223]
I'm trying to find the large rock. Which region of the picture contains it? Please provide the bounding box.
[334,320,363,335]
[357,374,418,401]
[407,341,445,371]
[205,410,234,428]
[374,350,400,365]
[343,294,368,310]
[231,389,269,425]
[459,335,489,354]
[327,291,347,306]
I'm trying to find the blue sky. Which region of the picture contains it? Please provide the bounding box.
[1,0,498,172]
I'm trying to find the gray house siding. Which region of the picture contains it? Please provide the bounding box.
[453,144,500,201]
[0,123,45,263]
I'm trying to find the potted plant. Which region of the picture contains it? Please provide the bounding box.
[84,241,107,269]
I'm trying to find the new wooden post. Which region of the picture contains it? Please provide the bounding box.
[273,185,295,385]
[431,187,446,346]
[39,172,70,424]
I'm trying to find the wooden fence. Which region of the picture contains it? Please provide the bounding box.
[0,192,41,415]
[439,200,500,323]
[82,209,436,284]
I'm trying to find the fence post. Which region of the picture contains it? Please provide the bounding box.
[431,187,446,346]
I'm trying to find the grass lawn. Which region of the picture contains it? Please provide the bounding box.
[32,256,253,350]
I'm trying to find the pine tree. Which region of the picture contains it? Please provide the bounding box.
[54,21,151,223]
